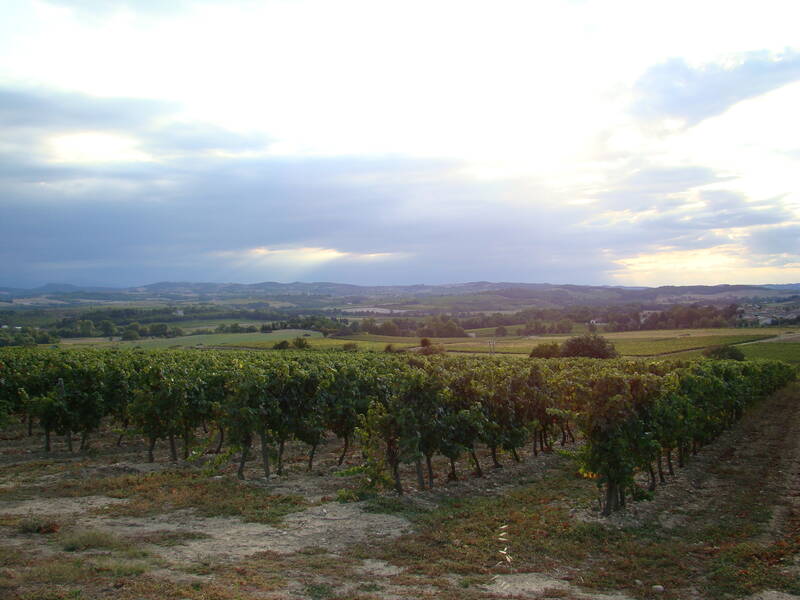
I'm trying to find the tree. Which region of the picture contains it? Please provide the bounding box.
[560,334,618,358]
[99,320,116,338]
[121,329,140,341]
[77,320,95,337]
[292,337,310,349]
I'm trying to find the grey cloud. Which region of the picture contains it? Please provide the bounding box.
[0,133,615,286]
[633,50,800,125]
[1,84,793,287]
[0,87,175,131]
[596,165,729,210]
[141,123,270,154]
[628,190,789,238]
[746,224,800,256]
[581,165,794,262]
[0,86,270,161]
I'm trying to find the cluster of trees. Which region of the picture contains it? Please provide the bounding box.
[361,315,466,338]
[518,318,573,335]
[281,316,353,336]
[74,305,286,327]
[0,327,59,347]
[457,304,740,333]
[49,318,186,340]
[637,304,739,331]
[119,322,185,340]
[1,347,793,515]
[529,334,619,359]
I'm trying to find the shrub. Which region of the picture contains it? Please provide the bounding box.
[703,345,745,360]
[560,334,618,358]
[272,340,290,350]
[419,343,446,355]
[529,342,562,358]
[292,337,311,349]
[18,515,60,534]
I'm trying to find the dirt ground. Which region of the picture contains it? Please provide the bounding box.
[2,384,800,600]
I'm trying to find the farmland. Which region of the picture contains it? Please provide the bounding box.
[43,326,800,366]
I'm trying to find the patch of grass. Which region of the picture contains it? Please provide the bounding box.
[91,557,149,577]
[360,464,596,577]
[361,496,431,520]
[23,559,96,585]
[0,513,23,527]
[0,544,32,567]
[59,528,124,552]
[304,582,335,600]
[132,529,212,546]
[18,514,61,534]
[16,590,85,600]
[106,576,275,600]
[51,470,309,524]
[704,540,799,596]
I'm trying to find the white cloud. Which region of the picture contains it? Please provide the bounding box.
[48,132,153,163]
[210,246,406,280]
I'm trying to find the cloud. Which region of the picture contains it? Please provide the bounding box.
[745,224,800,257]
[632,50,800,125]
[41,0,221,17]
[611,244,800,286]
[1,81,796,288]
[0,87,174,131]
[0,86,270,164]
[595,165,730,210]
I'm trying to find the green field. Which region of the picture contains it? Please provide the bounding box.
[52,326,800,363]
[613,334,776,356]
[465,323,592,337]
[741,342,800,363]
[61,329,322,349]
[228,337,417,352]
[168,318,268,332]
[427,329,783,357]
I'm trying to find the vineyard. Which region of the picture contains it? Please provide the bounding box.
[1,347,794,516]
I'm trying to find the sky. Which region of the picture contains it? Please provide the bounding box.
[1,0,799,288]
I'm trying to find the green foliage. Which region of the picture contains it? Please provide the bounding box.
[0,346,794,516]
[703,344,746,360]
[292,337,311,349]
[529,342,561,358]
[560,334,619,358]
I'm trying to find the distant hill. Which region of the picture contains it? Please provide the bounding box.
[1,280,796,311]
